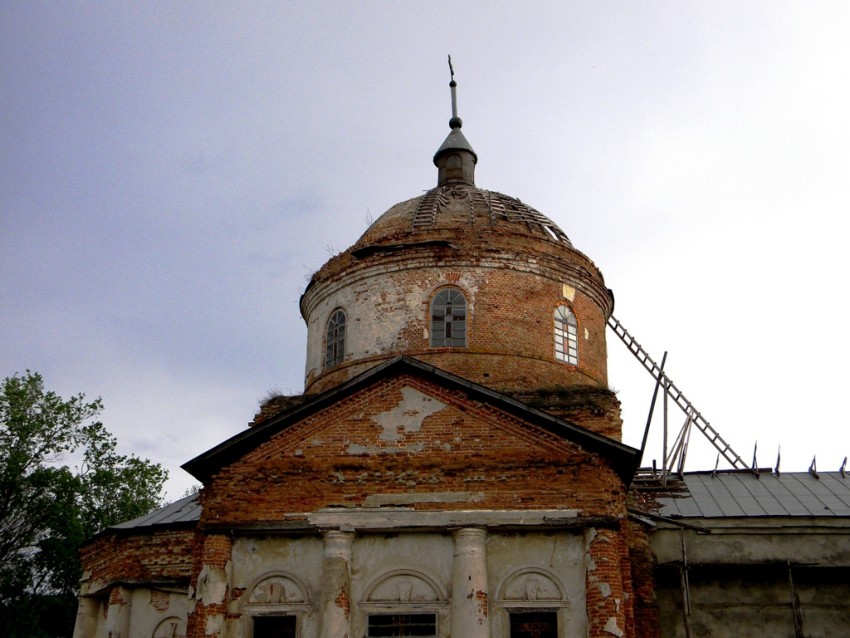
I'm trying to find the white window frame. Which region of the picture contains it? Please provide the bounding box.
[554,305,578,365]
[430,288,467,347]
[325,308,346,369]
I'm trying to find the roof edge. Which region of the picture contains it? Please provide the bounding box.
[183,356,641,484]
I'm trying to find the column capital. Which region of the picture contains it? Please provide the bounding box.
[453,526,487,555]
[322,529,355,559]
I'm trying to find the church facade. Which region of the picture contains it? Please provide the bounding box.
[73,81,849,638]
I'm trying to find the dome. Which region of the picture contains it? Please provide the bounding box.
[353,183,572,252]
[299,74,614,399]
[299,178,613,396]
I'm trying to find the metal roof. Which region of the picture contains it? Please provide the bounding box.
[110,493,201,530]
[656,471,850,519]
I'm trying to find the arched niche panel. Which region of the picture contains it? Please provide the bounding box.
[152,616,186,638]
[245,572,310,607]
[363,569,447,606]
[496,567,570,608]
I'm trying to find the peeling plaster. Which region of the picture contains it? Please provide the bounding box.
[196,563,229,606]
[373,387,446,442]
[603,616,624,637]
[205,613,224,636]
[597,582,611,597]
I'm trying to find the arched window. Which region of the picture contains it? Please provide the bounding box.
[363,569,446,638]
[430,288,467,347]
[243,572,310,638]
[497,567,570,638]
[325,309,346,369]
[554,306,578,365]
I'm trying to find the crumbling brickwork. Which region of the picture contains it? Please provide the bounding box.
[507,385,624,441]
[80,528,195,592]
[627,520,661,638]
[585,525,632,638]
[186,533,232,638]
[251,393,307,427]
[200,374,627,528]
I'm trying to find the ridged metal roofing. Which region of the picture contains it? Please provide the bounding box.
[656,471,850,518]
[411,185,572,244]
[110,493,201,530]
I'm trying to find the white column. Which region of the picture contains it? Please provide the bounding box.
[451,527,490,638]
[318,530,355,638]
[72,597,99,638]
[104,586,132,638]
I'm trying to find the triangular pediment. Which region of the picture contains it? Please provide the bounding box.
[237,379,588,469]
[184,359,639,527]
[183,357,639,483]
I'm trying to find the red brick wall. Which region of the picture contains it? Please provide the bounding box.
[627,520,661,638]
[80,528,195,588]
[586,525,630,638]
[186,533,232,638]
[619,518,636,637]
[201,375,627,527]
[303,210,614,400]
[506,386,623,441]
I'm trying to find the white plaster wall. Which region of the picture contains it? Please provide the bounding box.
[304,268,481,383]
[214,530,587,638]
[350,533,454,638]
[487,531,587,638]
[85,588,190,638]
[79,588,189,638]
[653,522,850,566]
[227,536,324,638]
[86,599,108,638]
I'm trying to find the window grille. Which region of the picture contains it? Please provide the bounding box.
[367,613,437,637]
[430,288,467,347]
[509,611,558,638]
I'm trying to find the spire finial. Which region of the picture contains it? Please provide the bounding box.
[434,56,477,185]
[448,55,462,129]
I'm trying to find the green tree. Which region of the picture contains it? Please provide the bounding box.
[0,371,167,637]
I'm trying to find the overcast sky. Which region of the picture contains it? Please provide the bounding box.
[3,2,849,500]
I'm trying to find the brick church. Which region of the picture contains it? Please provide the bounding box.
[73,76,850,638]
